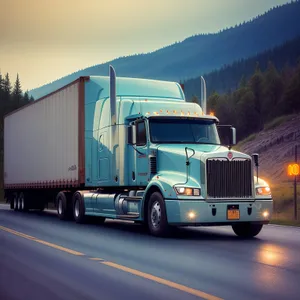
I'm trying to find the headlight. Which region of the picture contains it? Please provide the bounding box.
[174,187,201,196]
[256,186,271,196]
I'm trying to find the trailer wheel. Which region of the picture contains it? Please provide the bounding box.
[56,192,71,220]
[13,193,18,211]
[72,192,86,224]
[147,192,170,237]
[232,223,263,238]
[18,193,25,212]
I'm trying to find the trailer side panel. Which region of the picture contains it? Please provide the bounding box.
[4,81,81,189]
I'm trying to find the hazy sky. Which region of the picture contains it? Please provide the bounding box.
[0,0,291,91]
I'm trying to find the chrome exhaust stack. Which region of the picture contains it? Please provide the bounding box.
[200,76,207,115]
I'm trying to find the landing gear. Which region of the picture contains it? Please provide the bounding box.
[232,223,263,238]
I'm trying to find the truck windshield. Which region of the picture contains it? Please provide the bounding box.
[149,118,221,144]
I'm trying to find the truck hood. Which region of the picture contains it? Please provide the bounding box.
[155,143,252,175]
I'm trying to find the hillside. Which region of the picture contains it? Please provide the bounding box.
[184,35,300,99]
[236,114,300,184]
[29,1,300,100]
[235,114,300,219]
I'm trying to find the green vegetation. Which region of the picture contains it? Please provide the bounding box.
[0,72,33,201]
[204,60,300,142]
[263,114,296,131]
[271,182,300,225]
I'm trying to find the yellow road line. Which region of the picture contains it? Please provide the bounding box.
[101,261,223,300]
[0,225,84,256]
[0,225,223,300]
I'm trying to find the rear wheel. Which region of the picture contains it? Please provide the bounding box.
[147,192,170,237]
[232,223,263,238]
[56,192,72,220]
[13,193,18,211]
[19,193,25,211]
[73,192,86,223]
[17,193,24,211]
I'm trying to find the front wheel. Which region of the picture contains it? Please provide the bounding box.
[232,223,263,238]
[147,192,170,237]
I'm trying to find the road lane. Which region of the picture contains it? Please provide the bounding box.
[1,204,300,300]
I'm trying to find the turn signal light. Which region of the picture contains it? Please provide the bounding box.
[175,187,201,196]
[256,186,271,196]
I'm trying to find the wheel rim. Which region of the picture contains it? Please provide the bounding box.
[151,201,161,228]
[58,198,62,215]
[75,199,80,218]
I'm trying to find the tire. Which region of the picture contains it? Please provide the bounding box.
[232,223,263,238]
[17,193,24,211]
[19,193,25,212]
[13,193,18,211]
[56,192,72,220]
[147,192,170,237]
[72,192,86,224]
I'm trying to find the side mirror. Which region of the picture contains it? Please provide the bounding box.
[252,153,259,167]
[127,125,136,145]
[252,153,259,183]
[217,125,236,148]
[230,127,236,146]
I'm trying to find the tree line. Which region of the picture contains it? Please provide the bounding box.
[184,36,300,99]
[204,60,300,141]
[0,72,34,191]
[0,72,34,118]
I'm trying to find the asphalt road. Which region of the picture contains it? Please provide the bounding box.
[1,203,300,300]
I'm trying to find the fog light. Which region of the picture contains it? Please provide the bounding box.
[263,211,269,218]
[188,211,196,219]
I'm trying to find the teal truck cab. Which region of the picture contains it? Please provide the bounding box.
[72,66,273,237]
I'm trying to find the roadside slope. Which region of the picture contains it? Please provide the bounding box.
[236,114,300,221]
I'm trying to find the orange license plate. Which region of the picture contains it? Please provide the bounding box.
[227,209,240,220]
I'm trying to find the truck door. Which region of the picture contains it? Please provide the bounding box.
[132,120,149,186]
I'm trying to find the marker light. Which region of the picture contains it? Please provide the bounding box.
[175,187,201,196]
[256,186,271,196]
[263,211,269,218]
[188,211,196,219]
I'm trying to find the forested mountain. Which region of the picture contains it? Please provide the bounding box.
[205,60,300,142]
[29,0,300,100]
[184,35,300,99]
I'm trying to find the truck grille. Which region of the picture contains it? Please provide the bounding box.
[206,159,253,199]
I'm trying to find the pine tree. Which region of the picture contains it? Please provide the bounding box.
[249,63,264,130]
[262,61,283,120]
[0,71,3,101]
[30,95,34,102]
[23,91,30,103]
[12,73,22,106]
[3,73,12,98]
[283,61,300,114]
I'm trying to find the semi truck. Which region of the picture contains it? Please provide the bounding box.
[4,66,273,237]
